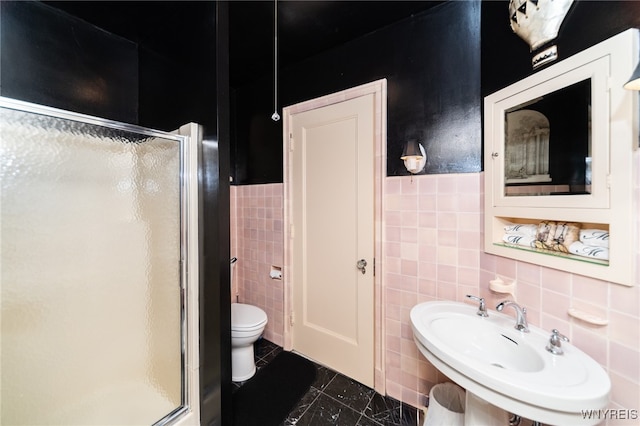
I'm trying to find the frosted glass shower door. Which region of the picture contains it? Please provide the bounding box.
[0,98,191,425]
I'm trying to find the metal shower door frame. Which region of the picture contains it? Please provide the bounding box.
[0,96,201,426]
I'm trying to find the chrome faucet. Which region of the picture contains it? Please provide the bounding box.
[496,301,529,332]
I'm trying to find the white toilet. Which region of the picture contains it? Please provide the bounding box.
[230,257,268,381]
[231,302,268,382]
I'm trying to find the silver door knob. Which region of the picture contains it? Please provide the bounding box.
[356,259,367,274]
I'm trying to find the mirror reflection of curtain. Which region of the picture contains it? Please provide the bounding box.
[505,109,551,183]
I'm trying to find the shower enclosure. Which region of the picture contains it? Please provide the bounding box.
[0,97,200,425]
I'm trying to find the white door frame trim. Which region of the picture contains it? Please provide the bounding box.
[282,79,387,394]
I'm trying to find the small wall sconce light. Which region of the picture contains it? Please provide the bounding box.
[401,138,427,174]
[623,61,640,90]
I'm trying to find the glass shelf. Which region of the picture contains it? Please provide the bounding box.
[493,242,609,267]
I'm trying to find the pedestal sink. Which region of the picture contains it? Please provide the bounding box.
[411,301,611,426]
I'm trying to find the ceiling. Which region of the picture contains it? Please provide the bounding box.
[229,1,444,86]
[44,1,445,87]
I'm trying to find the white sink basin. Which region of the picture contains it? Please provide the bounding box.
[411,301,611,426]
[429,316,545,373]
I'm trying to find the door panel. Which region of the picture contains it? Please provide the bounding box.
[291,94,374,387]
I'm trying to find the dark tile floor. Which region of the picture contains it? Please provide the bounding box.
[232,339,424,426]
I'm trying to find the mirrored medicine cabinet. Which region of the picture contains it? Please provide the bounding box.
[484,29,638,286]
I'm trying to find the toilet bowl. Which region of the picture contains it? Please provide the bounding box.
[231,302,268,381]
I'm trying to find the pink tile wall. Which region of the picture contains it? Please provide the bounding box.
[230,184,285,346]
[384,166,640,417]
[383,173,485,406]
[231,148,639,419]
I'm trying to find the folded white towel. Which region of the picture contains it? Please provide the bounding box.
[569,241,609,260]
[579,229,609,248]
[502,234,537,248]
[503,223,538,237]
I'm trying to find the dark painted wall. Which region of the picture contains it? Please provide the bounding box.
[232,0,640,186]
[203,3,232,425]
[0,2,231,425]
[0,1,138,122]
[232,0,482,184]
[481,0,640,97]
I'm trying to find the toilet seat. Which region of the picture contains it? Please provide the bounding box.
[231,303,268,331]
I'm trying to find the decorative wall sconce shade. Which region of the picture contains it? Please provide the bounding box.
[508,0,574,69]
[509,0,574,52]
[623,61,640,90]
[401,139,426,174]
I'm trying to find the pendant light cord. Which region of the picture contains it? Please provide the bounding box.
[271,0,280,121]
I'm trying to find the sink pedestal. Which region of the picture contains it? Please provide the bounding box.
[465,391,509,426]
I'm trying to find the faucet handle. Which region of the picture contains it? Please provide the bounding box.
[466,295,489,317]
[546,329,570,355]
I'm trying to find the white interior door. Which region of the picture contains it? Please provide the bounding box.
[290,94,375,387]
